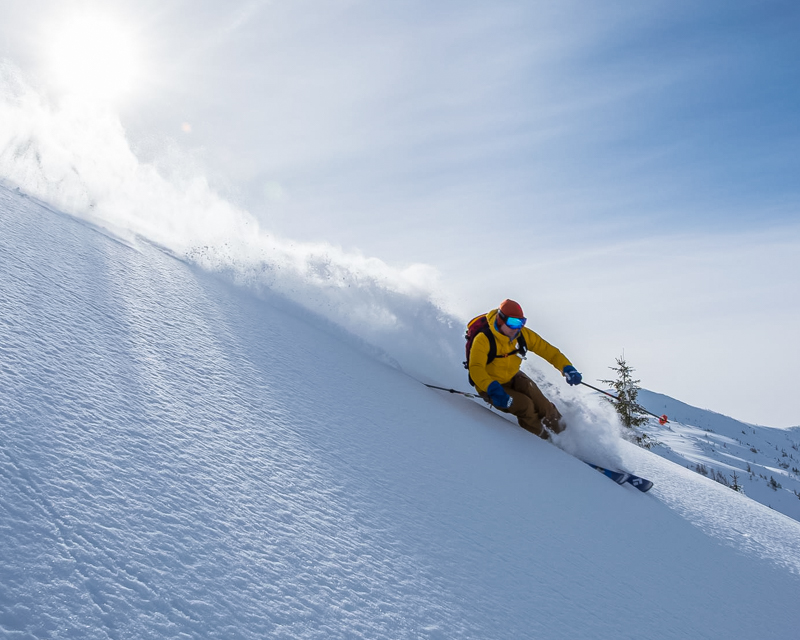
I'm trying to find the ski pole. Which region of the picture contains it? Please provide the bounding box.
[580,381,668,425]
[423,383,480,399]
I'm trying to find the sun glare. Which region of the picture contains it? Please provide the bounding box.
[45,14,141,102]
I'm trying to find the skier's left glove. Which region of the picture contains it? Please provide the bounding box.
[563,365,582,386]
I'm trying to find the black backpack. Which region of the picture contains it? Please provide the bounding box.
[463,314,527,386]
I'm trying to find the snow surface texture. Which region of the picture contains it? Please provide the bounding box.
[3,187,800,639]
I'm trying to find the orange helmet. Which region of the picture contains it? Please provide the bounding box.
[498,299,524,319]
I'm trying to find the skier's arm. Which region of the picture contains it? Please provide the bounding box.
[522,327,572,373]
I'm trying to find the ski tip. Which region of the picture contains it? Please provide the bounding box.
[628,477,654,492]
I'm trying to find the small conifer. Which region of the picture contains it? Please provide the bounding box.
[600,354,649,429]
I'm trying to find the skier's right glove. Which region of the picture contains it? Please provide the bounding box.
[563,365,582,386]
[487,381,513,409]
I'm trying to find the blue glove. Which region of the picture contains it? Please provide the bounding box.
[563,365,582,386]
[487,381,513,409]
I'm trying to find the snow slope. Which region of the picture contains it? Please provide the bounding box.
[630,389,800,522]
[2,186,800,639]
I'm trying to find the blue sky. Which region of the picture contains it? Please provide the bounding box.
[1,0,799,425]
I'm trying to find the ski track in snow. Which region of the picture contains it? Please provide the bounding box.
[2,186,800,639]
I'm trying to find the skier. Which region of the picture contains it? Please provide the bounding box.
[466,299,582,439]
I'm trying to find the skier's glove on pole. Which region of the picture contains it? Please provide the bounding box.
[563,365,582,386]
[487,381,513,409]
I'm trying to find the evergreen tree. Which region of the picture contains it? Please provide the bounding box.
[600,354,649,429]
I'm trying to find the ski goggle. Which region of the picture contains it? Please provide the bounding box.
[499,312,526,330]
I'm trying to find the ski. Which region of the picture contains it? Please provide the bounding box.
[584,461,653,493]
[625,474,654,493]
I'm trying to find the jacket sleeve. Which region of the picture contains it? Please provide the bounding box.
[468,332,494,392]
[523,327,572,374]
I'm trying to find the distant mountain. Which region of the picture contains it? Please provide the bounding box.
[636,389,800,521]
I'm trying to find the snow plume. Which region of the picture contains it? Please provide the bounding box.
[0,61,624,445]
[0,61,462,384]
[529,371,626,469]
[553,399,627,470]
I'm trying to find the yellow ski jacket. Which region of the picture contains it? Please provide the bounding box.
[468,309,572,392]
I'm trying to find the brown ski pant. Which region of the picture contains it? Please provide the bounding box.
[479,371,564,439]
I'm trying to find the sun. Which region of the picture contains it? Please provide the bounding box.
[45,13,141,103]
